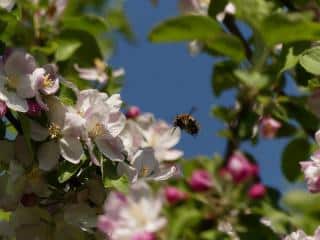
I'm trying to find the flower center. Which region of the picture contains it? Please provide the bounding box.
[27,167,42,185]
[5,76,19,91]
[48,123,62,139]
[42,73,54,88]
[90,123,104,138]
[94,58,106,73]
[140,166,150,177]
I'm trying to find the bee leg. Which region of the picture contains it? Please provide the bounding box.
[171,127,177,135]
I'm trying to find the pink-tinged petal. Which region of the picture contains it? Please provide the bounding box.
[59,136,83,164]
[126,106,141,119]
[132,148,159,177]
[63,111,85,137]
[132,232,156,240]
[30,68,46,90]
[152,165,178,181]
[107,112,126,137]
[97,215,115,236]
[145,218,167,233]
[16,75,35,99]
[0,0,15,11]
[158,125,181,149]
[35,93,49,111]
[95,134,125,162]
[85,138,100,166]
[164,186,187,204]
[188,169,213,192]
[117,162,138,183]
[38,141,60,171]
[0,100,7,117]
[4,50,36,76]
[46,96,66,126]
[30,120,48,141]
[156,149,184,161]
[106,94,122,111]
[248,183,267,199]
[74,64,100,81]
[5,91,28,112]
[314,227,320,240]
[179,0,201,14]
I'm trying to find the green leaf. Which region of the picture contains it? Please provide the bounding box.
[148,15,221,43]
[261,13,320,46]
[281,138,310,182]
[55,39,82,61]
[234,70,269,90]
[18,114,34,160]
[299,46,320,75]
[205,34,245,62]
[62,15,108,36]
[283,190,320,215]
[103,175,129,193]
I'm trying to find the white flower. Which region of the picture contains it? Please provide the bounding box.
[74,58,125,85]
[75,89,126,165]
[284,227,320,240]
[117,147,179,183]
[0,49,37,112]
[141,120,183,162]
[97,181,166,240]
[0,0,15,11]
[30,64,60,110]
[37,97,85,170]
[216,2,236,22]
[179,0,210,15]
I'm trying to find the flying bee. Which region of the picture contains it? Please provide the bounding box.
[172,107,200,136]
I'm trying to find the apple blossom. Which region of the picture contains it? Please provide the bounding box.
[300,150,320,193]
[259,117,282,139]
[225,151,259,183]
[0,0,15,11]
[141,120,183,162]
[118,147,179,183]
[75,89,126,164]
[179,0,210,15]
[29,64,60,110]
[97,181,167,240]
[284,227,320,240]
[37,97,85,170]
[26,99,43,117]
[188,169,213,191]
[0,49,37,112]
[75,58,125,85]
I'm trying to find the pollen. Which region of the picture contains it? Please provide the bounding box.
[48,123,62,139]
[90,123,105,138]
[42,74,54,88]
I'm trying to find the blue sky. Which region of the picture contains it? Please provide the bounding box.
[110,0,295,190]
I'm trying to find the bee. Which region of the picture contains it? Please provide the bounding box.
[172,107,200,136]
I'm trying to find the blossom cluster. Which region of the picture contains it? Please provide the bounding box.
[284,227,320,240]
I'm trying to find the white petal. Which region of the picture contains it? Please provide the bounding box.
[156,149,183,161]
[16,75,35,98]
[46,96,66,126]
[95,134,125,162]
[30,120,49,141]
[107,112,126,137]
[106,94,122,111]
[158,126,181,149]
[5,91,28,112]
[4,50,36,77]
[38,141,60,171]
[117,162,138,183]
[59,136,83,164]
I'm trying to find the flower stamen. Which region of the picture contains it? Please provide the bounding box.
[48,123,62,139]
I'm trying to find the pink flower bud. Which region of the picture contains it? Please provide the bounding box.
[226,151,259,183]
[27,99,43,117]
[188,170,213,192]
[248,183,266,199]
[164,186,187,204]
[126,106,141,119]
[0,100,7,118]
[132,232,156,240]
[260,117,282,139]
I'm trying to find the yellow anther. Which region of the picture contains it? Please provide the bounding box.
[42,74,54,88]
[48,123,61,139]
[90,123,104,138]
[140,166,150,177]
